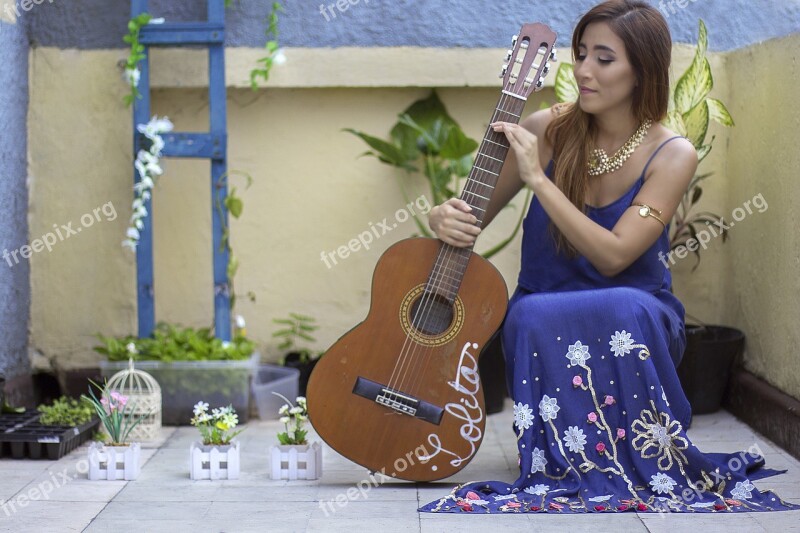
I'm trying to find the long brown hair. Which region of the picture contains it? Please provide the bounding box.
[545,0,671,257]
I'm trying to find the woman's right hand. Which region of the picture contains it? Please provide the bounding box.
[428,198,481,248]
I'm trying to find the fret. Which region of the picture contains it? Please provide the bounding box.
[476,152,503,163]
[495,107,521,118]
[467,180,495,191]
[462,190,490,202]
[484,138,507,148]
[473,165,499,177]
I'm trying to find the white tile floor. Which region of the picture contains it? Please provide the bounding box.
[1,401,799,532]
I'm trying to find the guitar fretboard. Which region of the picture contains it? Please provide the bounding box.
[426,94,528,302]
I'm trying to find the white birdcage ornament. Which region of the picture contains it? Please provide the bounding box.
[105,358,162,442]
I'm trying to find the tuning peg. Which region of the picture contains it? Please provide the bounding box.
[550,49,557,62]
[511,34,518,47]
[499,64,508,78]
[536,78,544,89]
[505,49,513,61]
[542,62,551,76]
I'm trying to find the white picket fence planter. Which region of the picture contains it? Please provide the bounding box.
[189,440,240,480]
[269,442,322,480]
[88,442,141,481]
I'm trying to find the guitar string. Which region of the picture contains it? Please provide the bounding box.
[389,88,517,409]
[396,91,517,405]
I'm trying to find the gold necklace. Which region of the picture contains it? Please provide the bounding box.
[587,119,653,176]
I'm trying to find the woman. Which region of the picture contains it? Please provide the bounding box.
[420,0,798,514]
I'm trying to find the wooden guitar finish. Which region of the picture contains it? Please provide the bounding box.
[307,23,557,482]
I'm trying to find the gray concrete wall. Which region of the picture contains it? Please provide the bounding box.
[0,16,31,385]
[25,0,800,52]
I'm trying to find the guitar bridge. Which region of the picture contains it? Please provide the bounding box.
[353,377,444,425]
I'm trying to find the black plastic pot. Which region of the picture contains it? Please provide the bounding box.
[677,325,745,415]
[283,353,320,397]
[479,331,508,415]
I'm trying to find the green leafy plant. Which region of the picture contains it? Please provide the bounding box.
[37,396,95,427]
[122,13,153,107]
[190,402,244,445]
[249,2,285,90]
[275,395,308,445]
[553,19,734,270]
[94,323,255,363]
[82,381,149,445]
[272,313,320,364]
[345,91,531,259]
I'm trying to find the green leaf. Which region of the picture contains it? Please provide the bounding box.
[696,142,713,162]
[691,187,702,205]
[674,21,713,115]
[226,196,244,218]
[663,110,687,137]
[440,124,479,160]
[342,128,411,169]
[554,63,579,103]
[706,98,734,127]
[682,100,709,148]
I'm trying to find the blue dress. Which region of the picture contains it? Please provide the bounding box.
[419,137,799,514]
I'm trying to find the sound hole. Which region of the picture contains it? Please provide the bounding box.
[410,292,454,336]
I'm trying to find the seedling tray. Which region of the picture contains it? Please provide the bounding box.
[0,410,100,460]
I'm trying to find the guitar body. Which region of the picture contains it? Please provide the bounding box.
[307,238,507,481]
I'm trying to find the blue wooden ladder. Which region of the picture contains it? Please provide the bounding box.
[131,0,231,340]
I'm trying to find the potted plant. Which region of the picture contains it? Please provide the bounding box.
[345,91,528,413]
[273,313,322,396]
[188,402,243,480]
[83,381,149,480]
[95,322,258,425]
[269,395,322,480]
[554,20,740,415]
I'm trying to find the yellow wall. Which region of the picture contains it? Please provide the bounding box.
[721,33,800,397]
[26,42,797,402]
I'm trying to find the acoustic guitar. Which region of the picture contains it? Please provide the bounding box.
[307,23,557,482]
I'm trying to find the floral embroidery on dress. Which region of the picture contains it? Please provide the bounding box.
[539,395,560,421]
[531,447,548,473]
[524,484,550,496]
[565,340,591,366]
[563,426,588,453]
[730,480,756,500]
[649,472,677,494]
[514,402,535,432]
[609,330,634,357]
[631,401,689,471]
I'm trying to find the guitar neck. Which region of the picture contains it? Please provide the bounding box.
[426,93,528,302]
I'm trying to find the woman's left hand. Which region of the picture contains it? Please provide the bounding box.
[491,121,547,189]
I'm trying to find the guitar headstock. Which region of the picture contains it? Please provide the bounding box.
[499,22,558,99]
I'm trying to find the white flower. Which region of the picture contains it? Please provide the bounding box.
[513,402,534,431]
[649,423,673,448]
[222,412,238,428]
[126,227,140,240]
[289,406,302,415]
[588,494,613,502]
[649,473,677,494]
[523,484,550,496]
[148,17,165,24]
[211,408,222,417]
[538,395,560,422]
[279,416,290,424]
[221,341,232,349]
[124,67,140,88]
[141,191,151,201]
[730,480,756,500]
[296,397,307,405]
[278,405,289,415]
[688,501,716,508]
[273,49,287,66]
[235,315,246,329]
[565,341,591,366]
[609,330,634,357]
[134,218,144,230]
[193,401,209,416]
[126,342,137,354]
[149,135,165,156]
[122,239,137,251]
[530,447,547,473]
[562,426,587,453]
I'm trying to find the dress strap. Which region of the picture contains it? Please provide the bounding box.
[642,135,684,178]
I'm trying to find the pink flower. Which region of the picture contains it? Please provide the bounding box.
[507,501,521,508]
[587,412,597,423]
[548,502,564,510]
[637,503,648,511]
[616,428,626,439]
[572,375,583,387]
[594,505,606,511]
[596,441,606,454]
[465,491,480,500]
[604,395,615,406]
